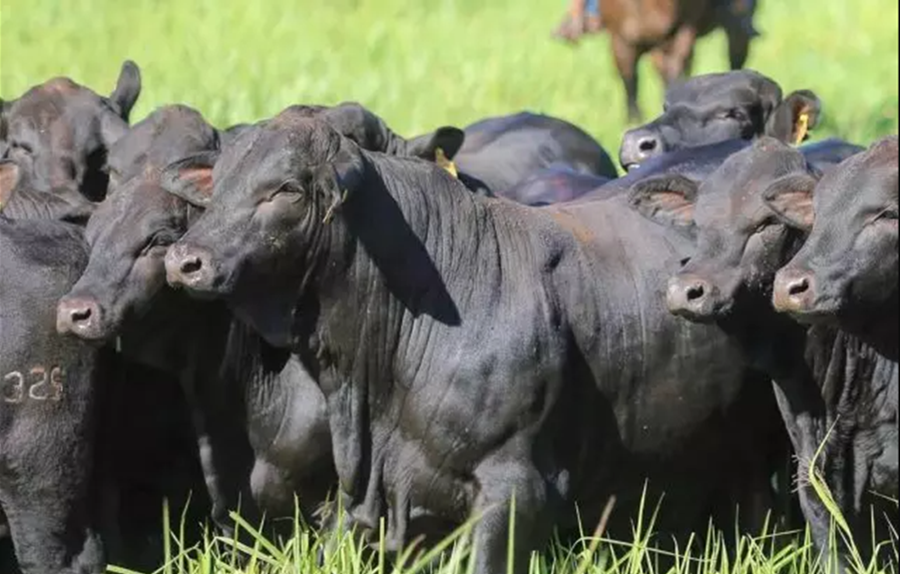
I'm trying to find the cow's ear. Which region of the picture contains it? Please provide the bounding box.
[406,127,465,162]
[628,174,699,229]
[160,151,218,208]
[0,160,21,211]
[765,90,821,146]
[109,60,142,122]
[762,173,818,231]
[316,142,366,224]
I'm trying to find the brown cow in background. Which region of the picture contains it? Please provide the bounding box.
[603,0,759,122]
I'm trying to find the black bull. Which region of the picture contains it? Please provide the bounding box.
[163,115,789,574]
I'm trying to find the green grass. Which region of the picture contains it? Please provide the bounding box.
[1,0,897,158]
[106,484,897,574]
[1,1,897,572]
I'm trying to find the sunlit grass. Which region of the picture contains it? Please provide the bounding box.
[2,0,897,158]
[106,481,898,574]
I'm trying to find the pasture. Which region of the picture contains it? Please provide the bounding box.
[1,1,898,573]
[2,0,898,153]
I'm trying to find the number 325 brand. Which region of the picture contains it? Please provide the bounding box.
[2,366,65,404]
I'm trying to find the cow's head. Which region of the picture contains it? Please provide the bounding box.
[164,111,368,346]
[57,105,218,341]
[619,70,820,170]
[629,137,816,323]
[4,60,141,202]
[771,135,898,322]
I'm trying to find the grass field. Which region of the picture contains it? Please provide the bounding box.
[2,1,898,572]
[2,0,898,159]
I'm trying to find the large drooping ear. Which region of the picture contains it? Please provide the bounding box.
[315,141,367,224]
[405,127,465,162]
[109,60,142,122]
[765,90,821,146]
[627,174,700,229]
[0,159,21,210]
[762,172,818,231]
[159,150,218,208]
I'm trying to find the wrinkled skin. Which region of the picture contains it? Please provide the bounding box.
[57,104,336,540]
[645,137,898,564]
[619,70,821,170]
[163,113,786,574]
[772,135,899,361]
[0,218,106,574]
[2,61,140,204]
[59,100,488,540]
[411,111,618,201]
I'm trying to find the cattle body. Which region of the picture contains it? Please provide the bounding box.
[58,101,500,534]
[652,138,898,564]
[162,112,786,574]
[0,216,105,574]
[411,111,619,200]
[512,137,861,208]
[0,70,208,569]
[601,0,759,122]
[57,104,337,537]
[619,70,821,170]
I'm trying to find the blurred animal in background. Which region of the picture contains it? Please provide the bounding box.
[553,0,760,123]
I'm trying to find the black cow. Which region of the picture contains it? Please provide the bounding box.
[161,111,786,574]
[0,214,106,574]
[3,61,140,203]
[650,137,897,564]
[410,111,619,199]
[511,137,862,208]
[56,104,336,539]
[771,135,898,361]
[619,70,821,170]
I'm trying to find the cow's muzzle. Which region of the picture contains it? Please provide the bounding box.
[57,296,106,340]
[772,267,818,317]
[666,274,733,322]
[165,244,217,293]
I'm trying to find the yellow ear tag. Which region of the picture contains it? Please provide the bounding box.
[435,147,458,179]
[794,112,810,146]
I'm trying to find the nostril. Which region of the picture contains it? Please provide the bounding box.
[638,138,658,153]
[70,307,92,323]
[180,256,203,275]
[686,283,706,302]
[680,257,691,267]
[788,277,810,296]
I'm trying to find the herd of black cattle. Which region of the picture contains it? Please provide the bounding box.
[0,60,896,574]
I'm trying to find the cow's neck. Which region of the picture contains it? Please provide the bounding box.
[836,290,899,363]
[299,155,486,385]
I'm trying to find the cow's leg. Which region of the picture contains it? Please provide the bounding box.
[611,34,643,123]
[181,358,258,538]
[662,26,697,83]
[470,449,548,574]
[726,28,752,70]
[0,472,104,574]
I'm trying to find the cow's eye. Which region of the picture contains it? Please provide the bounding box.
[140,232,175,256]
[9,140,33,154]
[753,217,778,234]
[716,109,746,122]
[266,182,303,203]
[875,208,899,223]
